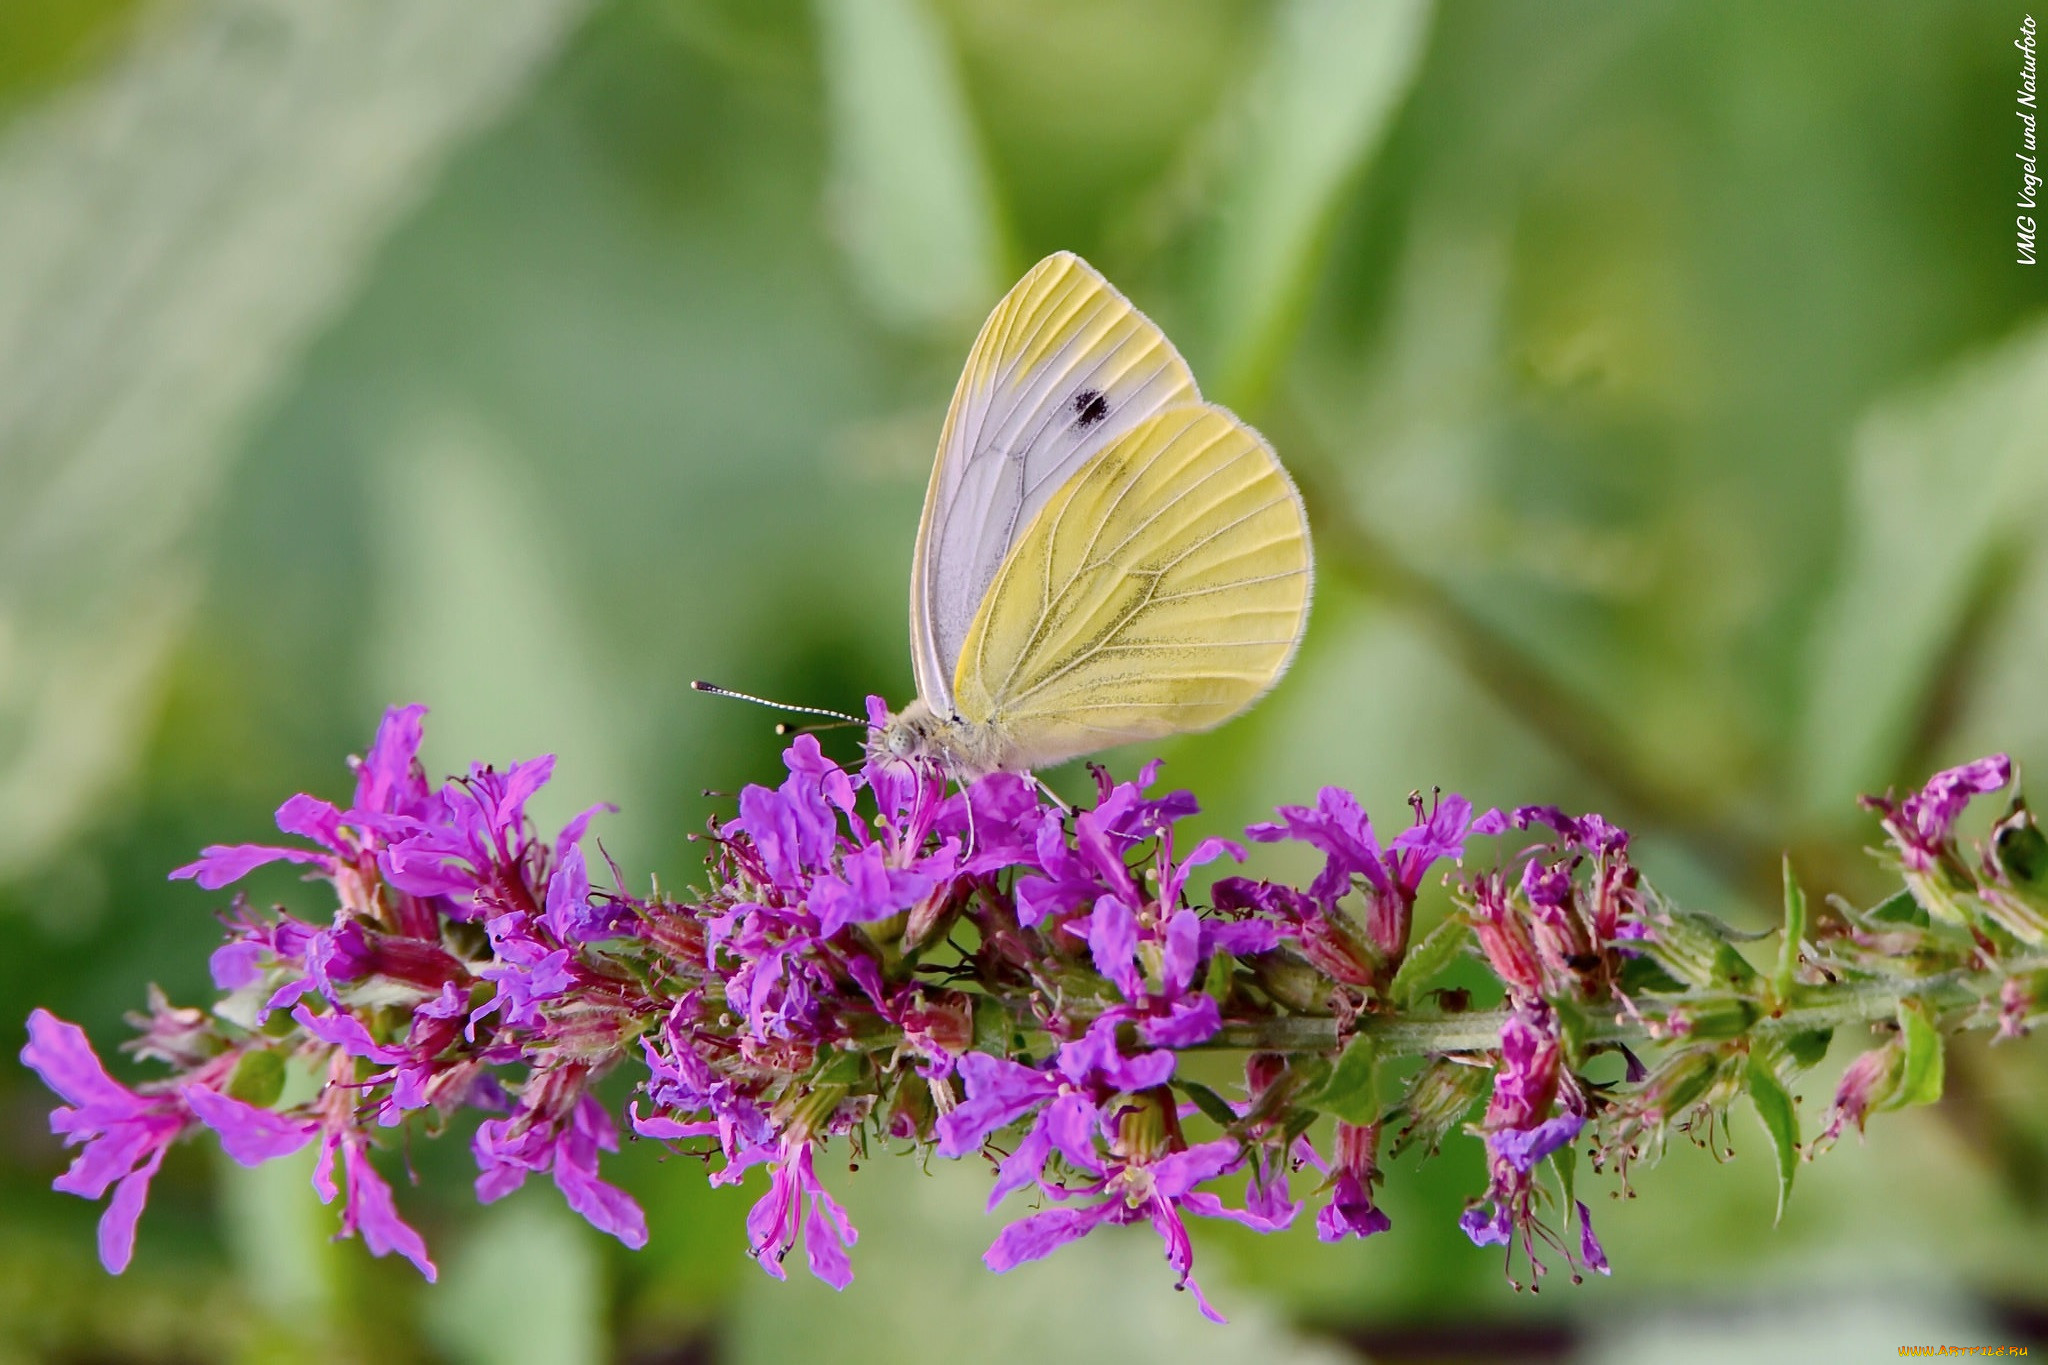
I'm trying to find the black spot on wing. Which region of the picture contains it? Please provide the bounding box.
[1071,389,1109,431]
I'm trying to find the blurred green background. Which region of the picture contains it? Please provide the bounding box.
[4,0,2048,1360]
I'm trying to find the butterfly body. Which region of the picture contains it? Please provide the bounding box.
[876,252,1313,779]
[874,698,1010,779]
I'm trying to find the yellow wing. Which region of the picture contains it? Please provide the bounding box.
[952,404,1312,770]
[910,253,1197,719]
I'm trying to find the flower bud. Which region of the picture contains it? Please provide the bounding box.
[1391,1057,1492,1158]
[1638,1045,1724,1121]
[1662,995,1760,1041]
[884,1075,935,1141]
[1816,1040,1905,1149]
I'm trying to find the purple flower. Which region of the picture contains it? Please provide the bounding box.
[475,1094,648,1248]
[315,1128,437,1280]
[291,1003,410,1064]
[937,1018,1179,1209]
[1576,1201,1610,1276]
[1459,1202,1512,1247]
[183,1086,320,1166]
[938,772,1045,873]
[378,755,558,906]
[811,843,934,937]
[1486,1009,1563,1130]
[1865,754,2013,873]
[1490,1112,1583,1173]
[1315,1121,1391,1243]
[1068,894,1142,998]
[1137,994,1220,1049]
[19,1010,187,1273]
[1248,786,1386,908]
[1251,787,1489,965]
[742,1137,858,1289]
[984,1137,1248,1323]
[735,779,833,891]
[171,842,328,890]
[470,913,574,1034]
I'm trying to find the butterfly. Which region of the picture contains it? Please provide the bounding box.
[870,251,1314,779]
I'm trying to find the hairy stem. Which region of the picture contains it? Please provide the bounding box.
[1200,967,2015,1058]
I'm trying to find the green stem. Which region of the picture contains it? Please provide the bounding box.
[1202,968,2006,1058]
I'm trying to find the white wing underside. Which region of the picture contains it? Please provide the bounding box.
[908,253,1198,717]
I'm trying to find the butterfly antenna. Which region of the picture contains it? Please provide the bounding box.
[690,680,866,727]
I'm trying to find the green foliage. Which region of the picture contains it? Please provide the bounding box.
[1890,998,1946,1111]
[1303,1034,1380,1125]
[1388,912,1472,1007]
[3,0,2047,1355]
[1742,1054,1799,1225]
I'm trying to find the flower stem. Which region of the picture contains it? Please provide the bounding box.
[1203,967,2022,1058]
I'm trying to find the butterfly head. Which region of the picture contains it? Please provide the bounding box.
[872,699,939,764]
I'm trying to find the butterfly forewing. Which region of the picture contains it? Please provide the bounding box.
[910,252,1197,716]
[951,404,1312,770]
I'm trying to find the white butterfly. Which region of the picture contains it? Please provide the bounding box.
[872,252,1314,778]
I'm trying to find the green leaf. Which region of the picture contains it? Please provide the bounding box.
[1991,796,2048,888]
[1200,0,1434,408]
[225,1049,285,1108]
[1173,1079,1239,1130]
[1618,953,1688,996]
[1888,998,1945,1110]
[1643,908,1760,989]
[1774,856,1807,1003]
[1780,1028,1834,1072]
[1388,914,1471,1006]
[971,995,1010,1054]
[1304,1035,1380,1125]
[813,1046,867,1087]
[1798,319,2048,817]
[813,0,1001,333]
[1203,948,1237,1006]
[0,0,596,879]
[1711,942,1762,989]
[1864,887,1930,926]
[1744,1055,1800,1224]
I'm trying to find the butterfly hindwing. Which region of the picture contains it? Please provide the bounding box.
[951,404,1312,771]
[909,252,1197,716]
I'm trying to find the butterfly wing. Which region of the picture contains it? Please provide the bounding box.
[909,252,1197,717]
[952,404,1312,770]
